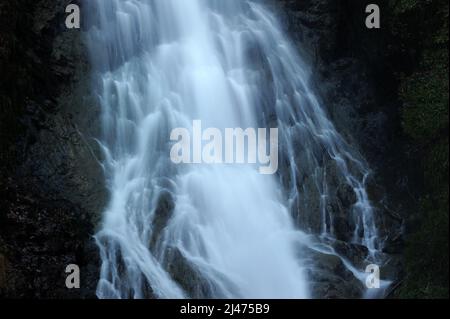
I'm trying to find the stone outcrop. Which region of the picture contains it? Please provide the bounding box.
[0,0,105,298]
[0,0,412,298]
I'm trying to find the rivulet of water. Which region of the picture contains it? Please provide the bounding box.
[85,0,384,299]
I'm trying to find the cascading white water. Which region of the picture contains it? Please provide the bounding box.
[86,0,385,299]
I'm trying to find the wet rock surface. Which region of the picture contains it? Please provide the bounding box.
[150,191,175,251]
[330,240,369,270]
[163,247,234,299]
[0,0,407,298]
[274,0,405,288]
[303,247,365,299]
[274,0,408,208]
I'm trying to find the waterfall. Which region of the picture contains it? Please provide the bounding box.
[86,0,385,299]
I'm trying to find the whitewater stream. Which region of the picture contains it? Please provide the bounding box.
[86,0,387,299]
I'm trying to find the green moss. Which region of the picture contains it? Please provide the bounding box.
[397,184,449,298]
[389,0,449,299]
[392,0,433,13]
[400,49,448,141]
[395,139,448,299]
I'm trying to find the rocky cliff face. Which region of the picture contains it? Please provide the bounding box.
[1,0,438,298]
[275,0,448,298]
[274,0,407,210]
[0,0,105,298]
[272,0,407,297]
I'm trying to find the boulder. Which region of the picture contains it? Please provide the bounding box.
[337,183,357,208]
[150,191,175,250]
[163,247,230,298]
[331,240,369,270]
[302,247,365,298]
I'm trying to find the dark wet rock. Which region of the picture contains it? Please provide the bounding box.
[0,0,407,299]
[164,248,208,298]
[163,247,228,299]
[275,0,405,289]
[294,173,323,234]
[303,248,364,299]
[375,204,405,246]
[381,255,403,281]
[0,251,7,291]
[331,240,369,270]
[332,216,354,242]
[366,176,386,203]
[382,233,404,255]
[337,183,357,208]
[150,191,175,250]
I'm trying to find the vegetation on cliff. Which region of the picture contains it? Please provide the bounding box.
[388,0,449,298]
